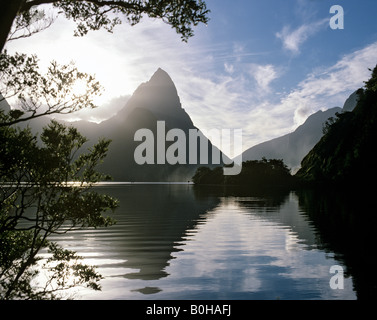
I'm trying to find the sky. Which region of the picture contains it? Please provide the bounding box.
[5,0,377,151]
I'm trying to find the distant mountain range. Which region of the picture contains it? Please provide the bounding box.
[2,68,362,181]
[2,68,230,181]
[241,91,359,172]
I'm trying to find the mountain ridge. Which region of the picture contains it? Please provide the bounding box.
[296,65,377,185]
[3,67,362,181]
[241,91,359,171]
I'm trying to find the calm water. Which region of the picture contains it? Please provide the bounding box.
[47,184,377,300]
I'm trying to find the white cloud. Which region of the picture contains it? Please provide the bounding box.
[224,62,234,74]
[184,40,377,149]
[56,95,131,123]
[249,64,279,92]
[276,19,328,55]
[280,41,377,125]
[6,11,377,152]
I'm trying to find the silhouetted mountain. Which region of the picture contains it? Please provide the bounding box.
[74,68,228,181]
[342,90,359,112]
[0,94,10,112]
[241,91,359,172]
[296,66,377,185]
[3,68,228,181]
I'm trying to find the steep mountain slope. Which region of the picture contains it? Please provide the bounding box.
[0,94,10,112]
[4,68,227,181]
[242,107,341,171]
[75,68,227,181]
[296,66,377,185]
[241,91,359,171]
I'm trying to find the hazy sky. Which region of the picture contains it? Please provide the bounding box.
[5,0,377,150]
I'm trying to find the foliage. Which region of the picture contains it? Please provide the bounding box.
[322,114,339,135]
[0,118,118,299]
[7,7,55,42]
[296,65,377,185]
[192,166,224,185]
[192,158,295,188]
[0,0,208,299]
[0,0,210,51]
[365,67,377,92]
[0,51,102,127]
[52,0,210,41]
[0,21,116,299]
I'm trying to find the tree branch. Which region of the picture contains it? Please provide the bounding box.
[21,0,57,12]
[21,0,143,14]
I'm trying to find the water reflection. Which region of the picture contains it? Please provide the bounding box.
[163,194,355,300]
[47,184,372,299]
[51,184,219,280]
[296,188,377,300]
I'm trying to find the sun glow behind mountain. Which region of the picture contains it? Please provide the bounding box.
[4,0,377,150]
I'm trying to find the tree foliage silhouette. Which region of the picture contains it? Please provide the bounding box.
[1,0,209,300]
[296,65,377,185]
[192,158,295,188]
[0,118,118,299]
[0,0,210,52]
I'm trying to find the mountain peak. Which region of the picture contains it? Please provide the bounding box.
[149,68,175,87]
[115,67,191,127]
[342,90,359,112]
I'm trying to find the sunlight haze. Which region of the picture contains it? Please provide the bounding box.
[5,0,377,151]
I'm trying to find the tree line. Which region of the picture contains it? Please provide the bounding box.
[192,158,297,189]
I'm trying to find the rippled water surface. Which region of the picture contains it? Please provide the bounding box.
[48,184,364,299]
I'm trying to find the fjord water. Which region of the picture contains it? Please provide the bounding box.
[49,184,375,300]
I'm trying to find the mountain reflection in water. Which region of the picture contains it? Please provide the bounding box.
[48,184,375,299]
